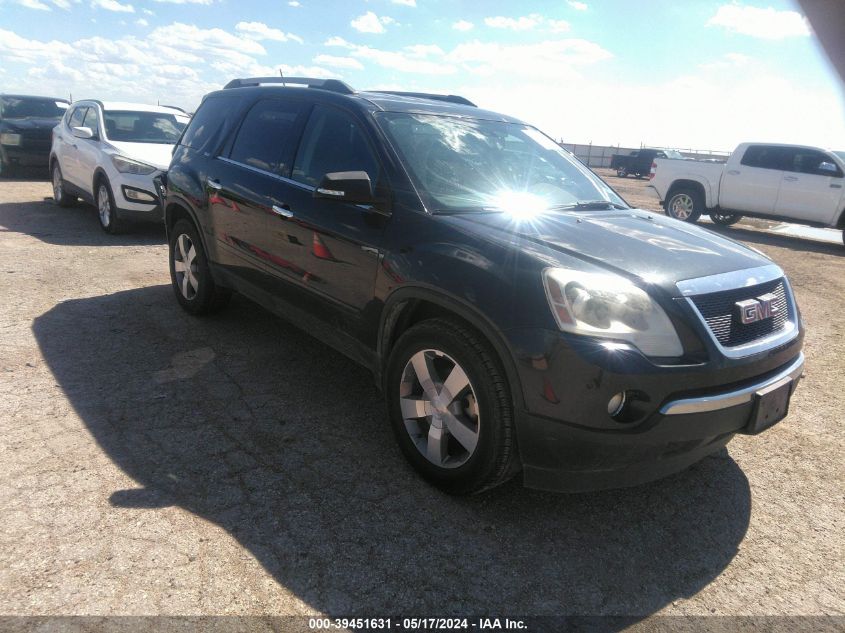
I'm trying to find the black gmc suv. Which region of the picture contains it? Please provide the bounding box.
[163,77,805,494]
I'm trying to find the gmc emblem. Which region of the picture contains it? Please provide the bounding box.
[735,293,779,324]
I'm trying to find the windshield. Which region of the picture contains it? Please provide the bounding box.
[1,97,68,119]
[103,110,188,144]
[376,112,627,214]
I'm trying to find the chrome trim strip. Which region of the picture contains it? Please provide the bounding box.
[216,156,314,193]
[660,353,804,415]
[675,264,783,297]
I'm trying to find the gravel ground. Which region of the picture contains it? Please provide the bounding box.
[0,173,842,624]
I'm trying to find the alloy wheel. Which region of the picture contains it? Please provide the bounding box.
[670,193,694,220]
[173,233,199,300]
[97,184,112,227]
[399,349,480,468]
[52,167,63,202]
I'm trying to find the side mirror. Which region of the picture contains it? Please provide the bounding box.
[71,126,95,140]
[314,171,373,204]
[818,161,838,175]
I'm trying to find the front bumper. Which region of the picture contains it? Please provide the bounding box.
[506,325,804,493]
[0,144,51,168]
[113,171,164,223]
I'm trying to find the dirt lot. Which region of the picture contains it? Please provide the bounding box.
[0,171,843,623]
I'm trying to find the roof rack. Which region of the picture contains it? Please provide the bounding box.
[375,91,476,107]
[223,77,355,95]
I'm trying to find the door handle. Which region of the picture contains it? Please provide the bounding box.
[783,175,798,182]
[206,177,222,190]
[727,170,740,175]
[831,183,842,189]
[272,204,294,218]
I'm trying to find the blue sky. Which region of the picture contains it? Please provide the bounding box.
[1,0,843,150]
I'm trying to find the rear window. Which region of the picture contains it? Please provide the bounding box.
[179,95,240,154]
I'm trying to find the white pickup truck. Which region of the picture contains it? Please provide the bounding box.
[648,142,845,245]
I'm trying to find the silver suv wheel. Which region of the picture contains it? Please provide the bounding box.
[173,233,199,300]
[399,349,480,468]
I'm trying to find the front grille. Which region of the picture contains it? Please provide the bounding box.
[690,279,789,348]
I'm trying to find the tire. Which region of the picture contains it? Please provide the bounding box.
[385,317,519,495]
[95,176,124,234]
[51,162,76,207]
[616,166,628,178]
[665,187,703,222]
[710,211,742,226]
[169,218,232,315]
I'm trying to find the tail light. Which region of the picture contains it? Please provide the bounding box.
[648,161,657,180]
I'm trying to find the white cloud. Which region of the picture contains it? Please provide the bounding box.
[313,54,364,70]
[568,1,587,10]
[707,4,811,39]
[391,0,415,5]
[325,36,352,47]
[699,52,752,70]
[152,0,213,4]
[452,20,473,32]
[90,0,134,12]
[18,0,51,9]
[135,17,148,26]
[288,0,300,5]
[235,21,303,43]
[450,39,612,78]
[351,11,394,34]
[484,14,542,31]
[547,19,570,33]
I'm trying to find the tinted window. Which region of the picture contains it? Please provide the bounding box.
[180,95,240,153]
[0,97,68,119]
[740,145,789,170]
[228,99,303,174]
[292,106,379,187]
[82,107,100,137]
[787,148,844,177]
[68,106,87,129]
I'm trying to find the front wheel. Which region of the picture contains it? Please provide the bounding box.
[616,166,628,178]
[96,178,124,234]
[710,211,742,226]
[665,188,703,222]
[169,219,231,315]
[386,318,519,495]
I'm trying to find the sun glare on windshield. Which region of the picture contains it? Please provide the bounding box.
[486,190,549,220]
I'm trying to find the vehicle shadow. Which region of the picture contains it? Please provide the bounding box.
[706,223,843,256]
[33,285,751,617]
[0,199,165,246]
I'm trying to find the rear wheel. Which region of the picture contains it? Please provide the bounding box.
[51,163,76,207]
[710,211,742,226]
[386,318,519,495]
[616,166,628,178]
[665,188,703,222]
[169,219,231,315]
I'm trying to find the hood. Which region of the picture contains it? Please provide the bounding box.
[107,141,174,171]
[442,208,771,296]
[1,118,61,133]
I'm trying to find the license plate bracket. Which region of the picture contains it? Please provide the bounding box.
[745,378,792,435]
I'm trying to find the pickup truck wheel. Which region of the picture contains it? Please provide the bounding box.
[710,212,742,226]
[665,188,702,222]
[386,318,519,495]
[616,167,628,178]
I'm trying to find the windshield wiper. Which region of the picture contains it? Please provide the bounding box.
[553,200,628,210]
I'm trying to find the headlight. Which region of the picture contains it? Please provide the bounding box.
[0,133,22,146]
[542,268,683,357]
[111,155,156,175]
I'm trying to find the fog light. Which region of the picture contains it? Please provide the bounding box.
[607,391,627,417]
[122,186,157,203]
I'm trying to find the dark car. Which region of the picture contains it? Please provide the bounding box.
[163,77,805,494]
[610,148,683,178]
[0,94,69,176]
